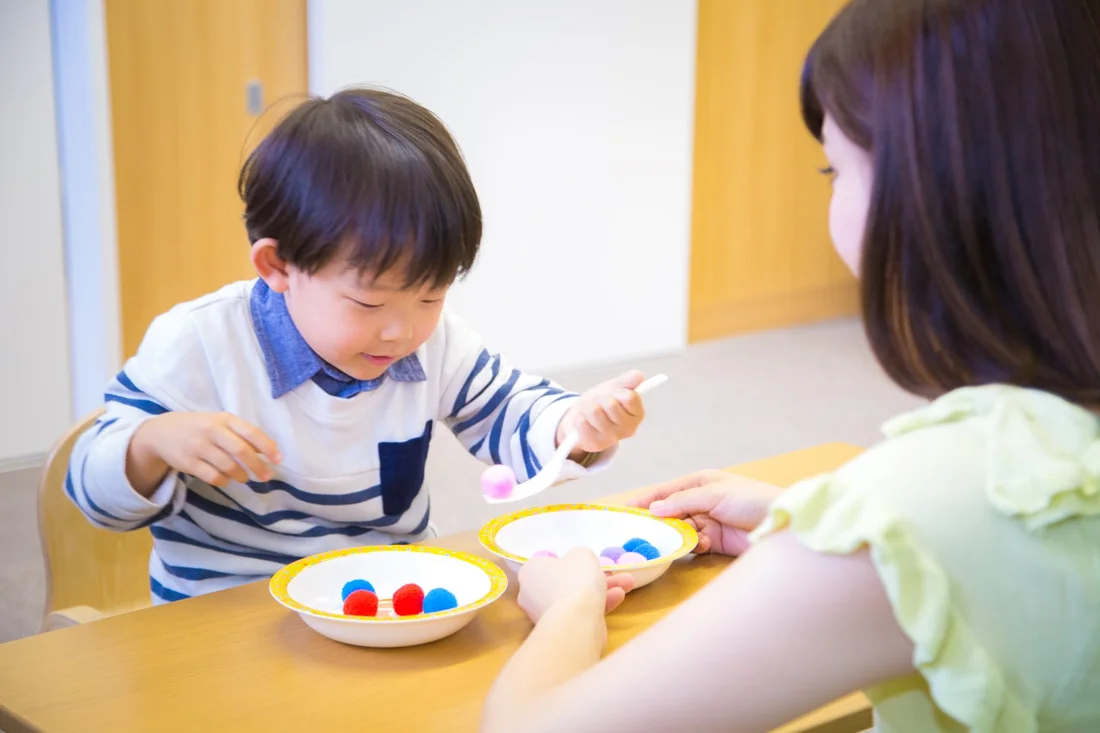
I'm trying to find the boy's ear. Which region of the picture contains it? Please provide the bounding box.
[251,239,291,293]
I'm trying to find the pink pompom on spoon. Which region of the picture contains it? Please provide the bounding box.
[480,374,668,504]
[480,464,517,499]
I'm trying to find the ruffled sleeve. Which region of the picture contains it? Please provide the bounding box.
[749,385,1100,732]
[882,387,1100,531]
[750,472,1026,732]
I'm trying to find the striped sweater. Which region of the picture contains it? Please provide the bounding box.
[66,280,603,602]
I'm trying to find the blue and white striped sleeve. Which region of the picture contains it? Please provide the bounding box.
[66,367,187,531]
[437,312,614,483]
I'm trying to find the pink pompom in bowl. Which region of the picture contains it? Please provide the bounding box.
[478,504,697,590]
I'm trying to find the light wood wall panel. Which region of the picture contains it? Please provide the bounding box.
[689,0,856,343]
[106,0,308,356]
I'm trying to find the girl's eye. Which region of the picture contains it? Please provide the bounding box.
[819,165,837,178]
[421,299,442,305]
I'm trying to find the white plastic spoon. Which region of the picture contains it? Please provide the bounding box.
[482,374,669,504]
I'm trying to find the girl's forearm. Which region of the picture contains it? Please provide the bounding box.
[481,592,605,733]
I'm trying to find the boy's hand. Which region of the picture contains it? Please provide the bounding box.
[557,370,647,459]
[129,412,282,494]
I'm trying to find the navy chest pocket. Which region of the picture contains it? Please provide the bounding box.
[378,421,433,517]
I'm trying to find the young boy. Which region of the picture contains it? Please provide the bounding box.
[67,88,648,603]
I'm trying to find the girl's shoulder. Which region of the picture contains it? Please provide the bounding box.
[845,384,1100,531]
[753,385,1100,732]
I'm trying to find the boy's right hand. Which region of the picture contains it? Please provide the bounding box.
[128,412,281,494]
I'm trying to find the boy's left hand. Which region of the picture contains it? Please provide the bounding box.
[557,370,647,459]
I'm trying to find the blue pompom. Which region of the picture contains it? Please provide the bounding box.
[423,588,458,614]
[622,537,648,553]
[341,579,375,601]
[633,542,661,561]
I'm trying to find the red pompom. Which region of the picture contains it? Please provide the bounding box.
[392,583,425,616]
[342,589,378,617]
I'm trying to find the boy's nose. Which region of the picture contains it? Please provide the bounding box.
[380,320,412,342]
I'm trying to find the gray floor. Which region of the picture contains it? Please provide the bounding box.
[0,318,923,644]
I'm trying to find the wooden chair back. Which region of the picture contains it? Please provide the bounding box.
[38,411,153,630]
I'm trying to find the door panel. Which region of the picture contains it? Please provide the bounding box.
[689,0,855,342]
[106,0,307,356]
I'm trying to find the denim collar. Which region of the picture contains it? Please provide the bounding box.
[249,280,426,399]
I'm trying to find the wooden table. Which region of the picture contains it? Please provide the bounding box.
[0,443,871,733]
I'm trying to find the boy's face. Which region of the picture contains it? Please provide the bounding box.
[271,250,449,381]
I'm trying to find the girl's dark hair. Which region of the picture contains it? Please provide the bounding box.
[803,0,1100,404]
[239,88,482,289]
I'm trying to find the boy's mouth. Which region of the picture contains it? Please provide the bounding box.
[362,354,396,367]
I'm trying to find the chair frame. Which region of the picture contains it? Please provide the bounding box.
[38,410,154,632]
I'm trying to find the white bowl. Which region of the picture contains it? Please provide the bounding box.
[479,504,698,590]
[269,545,508,648]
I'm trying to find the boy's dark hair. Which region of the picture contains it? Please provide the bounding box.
[803,0,1100,405]
[239,88,482,289]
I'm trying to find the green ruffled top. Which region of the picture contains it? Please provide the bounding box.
[751,386,1100,732]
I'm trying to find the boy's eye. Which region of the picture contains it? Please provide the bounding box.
[421,299,442,305]
[350,298,382,309]
[819,165,837,179]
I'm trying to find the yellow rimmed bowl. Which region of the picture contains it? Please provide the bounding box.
[479,504,698,590]
[270,545,508,648]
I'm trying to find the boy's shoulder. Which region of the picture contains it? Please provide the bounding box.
[127,281,259,409]
[140,280,255,352]
[150,280,254,328]
[434,308,475,343]
[428,308,485,367]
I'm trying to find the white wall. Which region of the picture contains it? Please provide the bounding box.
[0,0,73,464]
[310,0,697,371]
[52,0,122,420]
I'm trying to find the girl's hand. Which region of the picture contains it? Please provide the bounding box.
[517,548,635,627]
[627,470,784,556]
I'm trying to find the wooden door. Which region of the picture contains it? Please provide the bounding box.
[689,0,856,343]
[106,0,308,356]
